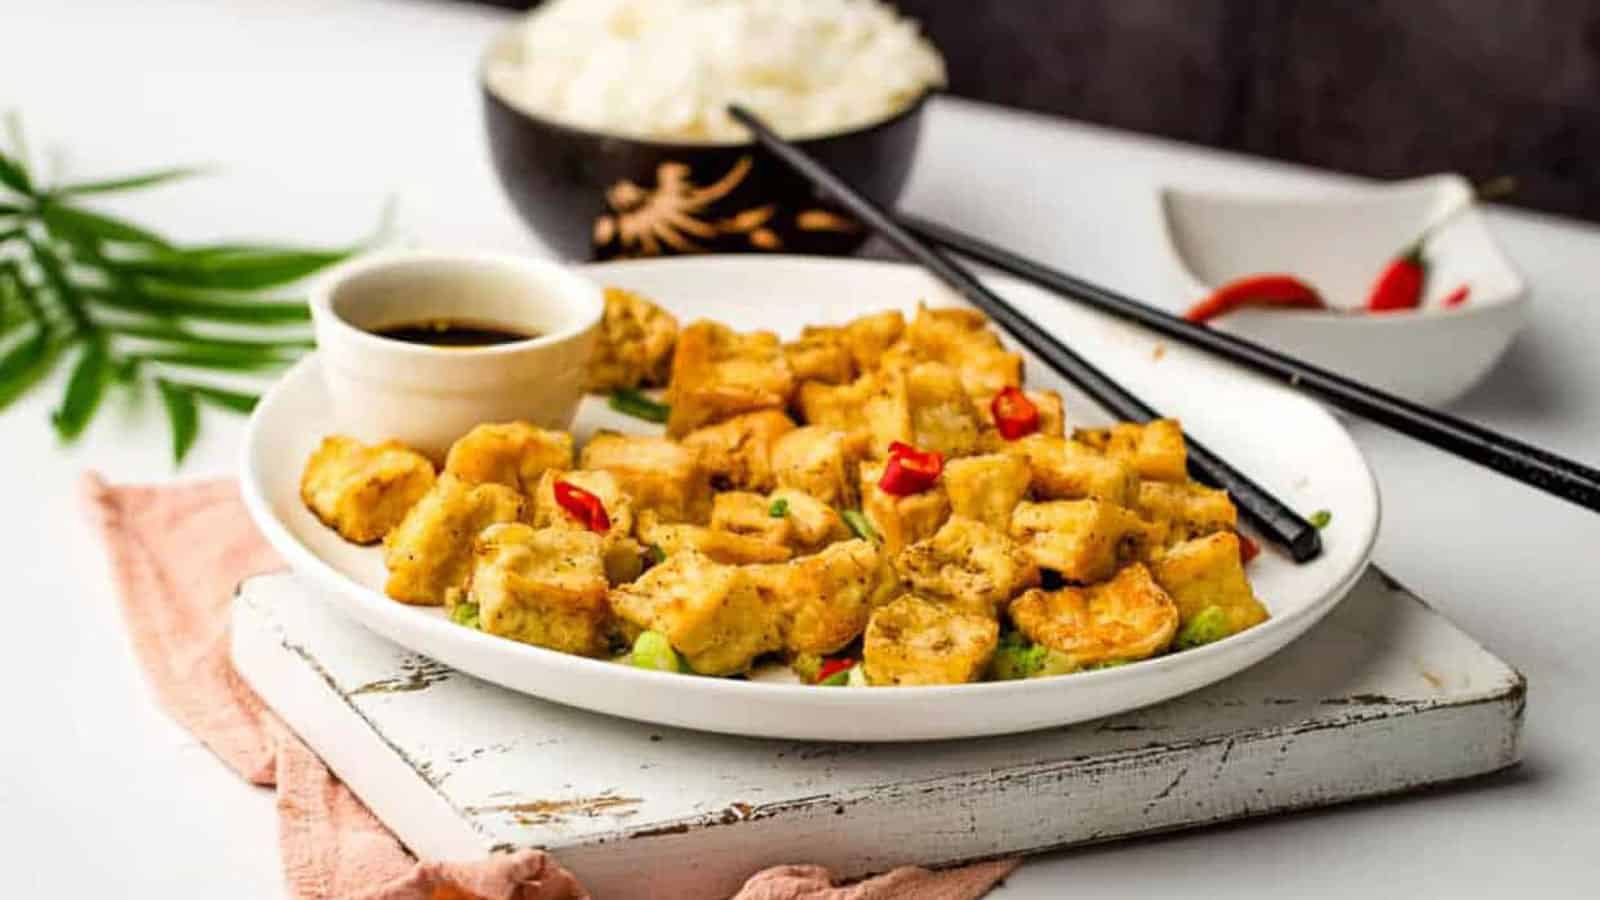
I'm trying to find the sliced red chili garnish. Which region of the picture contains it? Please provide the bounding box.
[1238,534,1261,565]
[1184,274,1325,323]
[1365,247,1427,312]
[990,386,1040,440]
[815,657,856,685]
[553,480,610,533]
[879,441,944,496]
[1441,284,1470,309]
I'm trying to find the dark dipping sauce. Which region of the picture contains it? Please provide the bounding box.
[371,319,538,348]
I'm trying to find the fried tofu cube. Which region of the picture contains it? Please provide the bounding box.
[771,426,866,507]
[638,511,793,565]
[797,376,874,437]
[467,523,611,656]
[1008,563,1180,668]
[943,453,1031,530]
[530,469,643,585]
[665,320,795,436]
[1150,532,1269,636]
[851,362,984,458]
[861,461,951,556]
[1010,435,1140,506]
[1075,419,1187,482]
[443,422,573,493]
[769,488,851,552]
[749,539,898,655]
[904,305,1023,399]
[862,594,999,686]
[978,389,1066,447]
[680,409,795,492]
[579,431,712,523]
[804,309,905,372]
[608,550,780,675]
[897,517,1039,618]
[300,436,436,544]
[383,475,524,605]
[709,491,791,547]
[586,286,679,391]
[1009,499,1144,583]
[783,334,856,385]
[710,489,848,556]
[1136,480,1238,548]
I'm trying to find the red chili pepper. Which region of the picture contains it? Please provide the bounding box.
[553,480,610,533]
[990,386,1040,440]
[1441,284,1470,309]
[1238,534,1261,565]
[1184,274,1325,323]
[815,657,855,685]
[879,441,944,496]
[1365,246,1427,312]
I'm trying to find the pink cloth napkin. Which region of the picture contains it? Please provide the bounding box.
[82,473,1019,900]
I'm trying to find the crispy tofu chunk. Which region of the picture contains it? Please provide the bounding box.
[977,389,1066,448]
[804,309,905,372]
[665,320,795,436]
[467,523,611,656]
[709,491,790,546]
[861,460,952,556]
[904,305,1023,399]
[1136,480,1238,548]
[300,436,436,544]
[847,362,984,458]
[783,334,856,385]
[862,594,999,686]
[586,286,679,391]
[442,422,573,493]
[710,489,849,556]
[769,488,851,552]
[771,426,865,508]
[579,431,712,523]
[1010,435,1140,506]
[1008,563,1180,668]
[680,409,795,492]
[608,550,779,675]
[897,516,1039,618]
[1075,419,1188,482]
[749,539,898,655]
[1009,499,1145,583]
[383,474,524,605]
[943,453,1031,530]
[797,376,874,437]
[1150,532,1269,636]
[530,469,643,585]
[638,511,792,565]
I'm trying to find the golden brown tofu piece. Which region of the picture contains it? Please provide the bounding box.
[579,431,712,523]
[300,436,436,544]
[1136,480,1238,548]
[586,286,679,392]
[771,426,866,508]
[849,362,984,459]
[530,469,644,585]
[665,320,795,436]
[749,539,898,655]
[383,474,524,605]
[861,460,952,556]
[1150,532,1269,636]
[1010,434,1140,506]
[769,487,851,552]
[783,334,856,385]
[943,453,1031,530]
[1009,499,1145,583]
[608,550,780,675]
[442,422,573,493]
[803,309,906,372]
[1008,563,1180,668]
[680,409,795,492]
[897,516,1039,618]
[903,305,1023,399]
[796,376,874,437]
[638,511,793,565]
[1075,419,1188,483]
[977,389,1066,448]
[710,489,848,556]
[467,523,611,656]
[862,594,999,686]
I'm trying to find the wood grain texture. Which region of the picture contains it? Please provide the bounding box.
[232,568,1523,898]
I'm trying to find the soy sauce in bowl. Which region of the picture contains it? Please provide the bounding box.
[371,319,539,348]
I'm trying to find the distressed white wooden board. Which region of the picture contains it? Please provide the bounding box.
[232,568,1522,899]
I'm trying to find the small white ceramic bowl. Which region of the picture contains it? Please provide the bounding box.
[308,251,603,458]
[1158,174,1527,407]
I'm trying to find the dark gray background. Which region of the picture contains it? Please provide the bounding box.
[475,1,1600,222]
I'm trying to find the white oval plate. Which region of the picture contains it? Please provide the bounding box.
[241,256,1379,742]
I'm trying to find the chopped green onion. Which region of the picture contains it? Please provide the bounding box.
[449,601,481,630]
[647,543,667,566]
[609,388,670,423]
[631,630,686,673]
[1174,605,1231,650]
[1309,509,1333,529]
[819,668,851,687]
[768,498,789,518]
[989,631,1049,680]
[842,509,878,543]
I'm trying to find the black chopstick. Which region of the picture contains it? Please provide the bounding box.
[729,105,1323,563]
[903,214,1600,515]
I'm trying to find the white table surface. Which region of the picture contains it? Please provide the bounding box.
[4,1,1597,896]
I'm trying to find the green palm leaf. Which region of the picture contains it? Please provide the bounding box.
[52,339,109,440]
[155,378,199,462]
[51,166,208,197]
[40,202,172,248]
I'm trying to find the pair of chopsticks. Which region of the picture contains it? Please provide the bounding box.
[728,106,1600,564]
